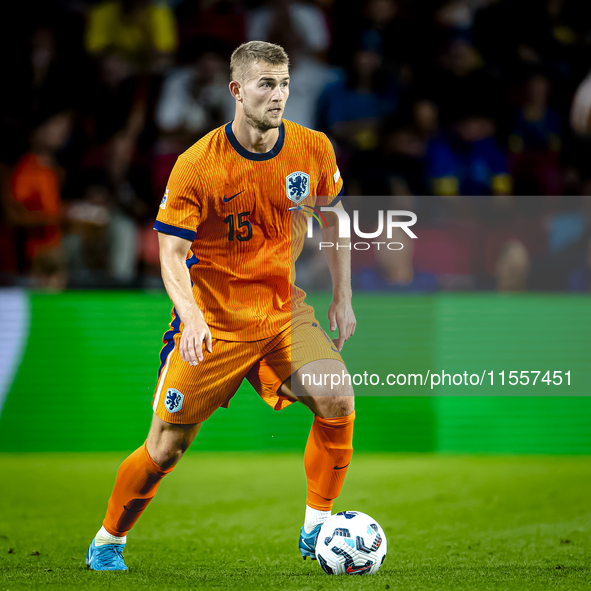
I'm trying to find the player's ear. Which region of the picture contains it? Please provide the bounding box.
[229,81,242,102]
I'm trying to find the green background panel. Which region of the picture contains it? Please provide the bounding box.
[0,291,590,453]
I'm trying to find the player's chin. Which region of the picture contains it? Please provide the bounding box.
[265,112,283,127]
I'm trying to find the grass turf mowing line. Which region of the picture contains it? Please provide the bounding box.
[0,453,589,590]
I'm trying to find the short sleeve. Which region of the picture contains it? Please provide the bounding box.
[316,134,344,207]
[154,156,201,242]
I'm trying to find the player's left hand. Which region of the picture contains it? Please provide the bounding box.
[328,298,356,352]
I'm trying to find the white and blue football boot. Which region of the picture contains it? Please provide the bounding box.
[298,524,322,560]
[86,538,128,571]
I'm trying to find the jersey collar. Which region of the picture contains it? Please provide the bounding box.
[224,121,285,161]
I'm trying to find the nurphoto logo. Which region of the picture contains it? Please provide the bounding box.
[305,207,418,250]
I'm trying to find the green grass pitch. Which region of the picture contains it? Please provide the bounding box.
[0,453,590,590]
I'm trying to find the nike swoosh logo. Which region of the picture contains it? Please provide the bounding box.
[334,463,350,470]
[346,564,372,574]
[301,540,313,550]
[223,190,245,203]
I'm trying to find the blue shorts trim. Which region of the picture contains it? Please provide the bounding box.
[158,308,182,379]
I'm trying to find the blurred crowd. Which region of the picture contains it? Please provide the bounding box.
[1,0,591,292]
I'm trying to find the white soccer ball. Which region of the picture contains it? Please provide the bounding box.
[315,511,387,575]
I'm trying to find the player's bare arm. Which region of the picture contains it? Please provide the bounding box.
[320,201,356,352]
[158,232,212,365]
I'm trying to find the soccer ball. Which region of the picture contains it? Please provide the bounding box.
[315,511,387,575]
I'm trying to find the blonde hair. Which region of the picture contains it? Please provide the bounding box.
[230,41,290,82]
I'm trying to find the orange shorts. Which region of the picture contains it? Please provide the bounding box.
[152,309,344,424]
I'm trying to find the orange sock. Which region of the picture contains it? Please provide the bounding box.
[103,442,174,537]
[304,411,355,511]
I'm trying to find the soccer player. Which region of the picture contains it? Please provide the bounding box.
[87,41,356,571]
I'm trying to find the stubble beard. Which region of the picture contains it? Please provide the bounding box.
[243,101,282,133]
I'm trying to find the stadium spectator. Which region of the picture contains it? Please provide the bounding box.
[85,0,178,72]
[81,48,145,146]
[330,0,422,77]
[0,19,81,166]
[153,38,235,199]
[529,196,591,291]
[175,0,245,54]
[282,49,342,130]
[79,128,153,285]
[434,0,489,34]
[426,111,511,196]
[244,0,340,129]
[26,27,71,115]
[6,109,72,289]
[155,40,234,143]
[317,37,400,152]
[62,182,112,285]
[495,239,530,291]
[508,72,564,195]
[424,35,501,127]
[346,108,431,198]
[471,0,518,79]
[246,0,331,58]
[2,0,591,291]
[413,98,439,139]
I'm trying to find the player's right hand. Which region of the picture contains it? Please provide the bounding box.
[179,319,213,366]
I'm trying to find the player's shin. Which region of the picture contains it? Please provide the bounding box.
[101,441,175,538]
[303,411,355,528]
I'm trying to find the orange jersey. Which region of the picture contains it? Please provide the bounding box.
[154,119,343,340]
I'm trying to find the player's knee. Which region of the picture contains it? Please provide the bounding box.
[150,444,186,470]
[334,395,355,417]
[315,394,354,419]
[148,432,193,469]
[147,416,200,469]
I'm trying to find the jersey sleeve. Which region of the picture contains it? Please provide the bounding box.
[316,134,344,207]
[154,156,201,242]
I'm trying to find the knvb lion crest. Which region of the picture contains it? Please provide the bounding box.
[164,388,184,413]
[286,171,310,203]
